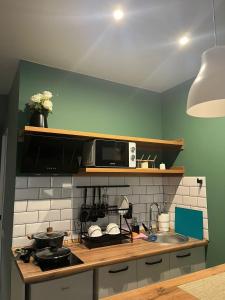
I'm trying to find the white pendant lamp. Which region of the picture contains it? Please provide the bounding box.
[187,0,225,118]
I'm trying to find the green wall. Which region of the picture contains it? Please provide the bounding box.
[19,61,162,138]
[162,80,225,267]
[18,60,225,268]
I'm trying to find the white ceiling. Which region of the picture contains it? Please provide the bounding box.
[0,0,225,94]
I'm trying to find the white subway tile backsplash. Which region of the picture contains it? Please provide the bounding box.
[91,176,108,186]
[16,177,28,189]
[72,176,91,187]
[39,188,61,199]
[108,176,125,185]
[133,204,146,214]
[132,186,146,195]
[13,225,26,237]
[26,222,50,235]
[167,177,182,186]
[39,210,60,222]
[51,177,72,188]
[124,177,140,185]
[62,188,73,198]
[72,188,82,198]
[140,177,153,185]
[61,209,74,220]
[117,186,132,195]
[13,175,209,247]
[139,194,153,204]
[50,220,71,232]
[12,237,33,248]
[197,197,207,208]
[15,188,39,200]
[153,194,164,203]
[14,211,38,225]
[176,186,189,196]
[28,177,51,188]
[153,177,163,185]
[27,200,51,211]
[14,201,27,212]
[182,177,196,187]
[146,186,160,194]
[51,199,72,209]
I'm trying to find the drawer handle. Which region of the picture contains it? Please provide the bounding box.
[145,259,162,265]
[176,253,191,258]
[61,286,70,291]
[108,266,129,274]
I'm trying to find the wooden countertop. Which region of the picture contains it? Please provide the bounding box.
[103,263,225,300]
[14,238,207,284]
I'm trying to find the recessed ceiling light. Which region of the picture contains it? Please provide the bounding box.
[179,36,190,46]
[113,8,124,21]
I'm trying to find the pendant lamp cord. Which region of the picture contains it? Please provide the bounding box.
[212,0,217,46]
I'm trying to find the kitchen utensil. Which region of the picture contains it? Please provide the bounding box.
[90,188,98,222]
[123,203,133,219]
[102,188,109,215]
[79,188,90,222]
[175,207,203,240]
[142,222,150,233]
[15,247,34,263]
[27,227,68,249]
[98,187,105,218]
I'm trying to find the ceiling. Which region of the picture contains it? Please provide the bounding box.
[0,0,225,94]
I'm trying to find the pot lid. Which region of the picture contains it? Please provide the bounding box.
[35,247,71,260]
[32,227,65,240]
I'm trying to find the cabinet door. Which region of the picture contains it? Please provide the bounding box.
[29,270,93,300]
[11,259,25,300]
[169,246,205,279]
[98,261,137,298]
[137,253,170,288]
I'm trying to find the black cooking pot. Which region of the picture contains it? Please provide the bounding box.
[34,247,71,268]
[28,227,68,249]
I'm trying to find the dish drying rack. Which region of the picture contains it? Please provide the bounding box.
[77,185,133,249]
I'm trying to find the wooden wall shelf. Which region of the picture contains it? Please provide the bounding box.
[24,126,184,149]
[79,167,185,176]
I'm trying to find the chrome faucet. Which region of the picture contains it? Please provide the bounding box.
[149,202,160,233]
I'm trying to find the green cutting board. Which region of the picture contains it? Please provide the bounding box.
[175,207,203,240]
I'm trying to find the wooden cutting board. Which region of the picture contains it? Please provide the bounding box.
[179,271,225,299]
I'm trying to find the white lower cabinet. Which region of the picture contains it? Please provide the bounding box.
[137,253,170,288]
[169,246,206,279]
[11,259,25,300]
[29,270,93,300]
[97,261,137,298]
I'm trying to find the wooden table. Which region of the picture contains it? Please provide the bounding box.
[103,263,225,300]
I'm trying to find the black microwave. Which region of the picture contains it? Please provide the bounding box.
[21,134,80,175]
[82,139,136,168]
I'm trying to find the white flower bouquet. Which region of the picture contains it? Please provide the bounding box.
[28,91,53,113]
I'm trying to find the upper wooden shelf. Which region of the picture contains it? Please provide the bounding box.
[24,126,184,148]
[79,167,185,176]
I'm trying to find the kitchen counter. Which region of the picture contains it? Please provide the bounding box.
[14,238,207,284]
[103,263,225,300]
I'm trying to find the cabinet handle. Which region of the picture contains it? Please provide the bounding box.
[145,259,162,265]
[61,286,70,291]
[108,266,129,273]
[176,253,191,258]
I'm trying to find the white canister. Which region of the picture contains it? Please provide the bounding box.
[140,161,149,169]
[159,163,166,170]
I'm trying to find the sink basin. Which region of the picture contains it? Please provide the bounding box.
[146,232,189,244]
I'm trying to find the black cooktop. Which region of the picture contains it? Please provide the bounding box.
[37,253,84,272]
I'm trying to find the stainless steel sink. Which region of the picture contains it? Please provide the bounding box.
[146,232,189,244]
